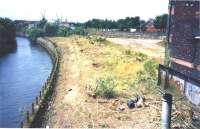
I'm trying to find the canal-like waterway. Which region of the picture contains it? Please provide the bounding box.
[0,37,52,127]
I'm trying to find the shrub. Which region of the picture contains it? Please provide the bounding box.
[125,49,133,56]
[144,59,158,77]
[27,27,44,41]
[135,52,148,62]
[132,59,158,94]
[57,27,71,37]
[95,77,117,99]
[72,27,88,35]
[95,36,106,42]
[44,23,59,36]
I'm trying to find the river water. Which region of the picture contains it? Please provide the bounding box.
[0,37,52,127]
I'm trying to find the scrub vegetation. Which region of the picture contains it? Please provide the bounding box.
[46,36,163,128]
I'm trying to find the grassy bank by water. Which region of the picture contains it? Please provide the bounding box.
[45,36,163,128]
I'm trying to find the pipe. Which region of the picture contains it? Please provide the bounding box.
[161,93,173,129]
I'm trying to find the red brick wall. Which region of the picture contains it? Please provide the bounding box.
[169,0,200,79]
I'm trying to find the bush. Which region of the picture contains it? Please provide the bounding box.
[144,59,158,76]
[44,23,59,36]
[135,52,148,62]
[95,36,106,42]
[72,27,88,35]
[132,59,158,94]
[125,49,133,56]
[95,77,117,99]
[27,27,44,41]
[57,27,71,37]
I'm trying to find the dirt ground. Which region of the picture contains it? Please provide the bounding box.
[107,38,164,60]
[46,36,163,128]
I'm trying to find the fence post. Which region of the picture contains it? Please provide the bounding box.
[32,103,35,114]
[161,93,172,129]
[20,121,23,128]
[36,96,38,105]
[27,111,30,122]
[158,65,161,85]
[40,91,42,99]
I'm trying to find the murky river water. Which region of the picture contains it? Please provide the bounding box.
[0,37,52,127]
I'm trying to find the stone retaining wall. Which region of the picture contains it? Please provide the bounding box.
[21,37,60,128]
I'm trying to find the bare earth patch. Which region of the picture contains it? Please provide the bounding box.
[107,38,164,60]
[46,36,163,128]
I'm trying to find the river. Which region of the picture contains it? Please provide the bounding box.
[0,37,52,127]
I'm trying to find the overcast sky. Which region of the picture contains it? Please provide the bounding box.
[0,0,168,22]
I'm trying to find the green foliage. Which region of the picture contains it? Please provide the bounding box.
[143,59,158,77]
[72,27,88,35]
[164,41,171,67]
[154,14,168,32]
[0,17,16,55]
[95,77,117,99]
[37,17,47,29]
[84,16,141,30]
[57,27,71,36]
[117,16,140,31]
[44,23,59,36]
[27,27,44,41]
[132,59,158,94]
[94,36,106,43]
[135,52,148,62]
[125,49,133,56]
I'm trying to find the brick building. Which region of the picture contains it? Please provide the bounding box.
[168,0,200,79]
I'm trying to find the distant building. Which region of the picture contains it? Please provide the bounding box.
[168,0,200,79]
[60,22,75,30]
[14,20,38,26]
[141,19,158,33]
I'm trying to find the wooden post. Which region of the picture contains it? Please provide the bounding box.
[27,111,30,122]
[164,70,169,90]
[45,82,47,89]
[36,96,38,105]
[40,91,42,99]
[158,66,161,85]
[20,121,23,128]
[32,103,35,114]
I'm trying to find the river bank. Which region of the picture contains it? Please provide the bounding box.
[44,36,163,128]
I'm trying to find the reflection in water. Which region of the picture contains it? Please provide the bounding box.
[0,37,52,127]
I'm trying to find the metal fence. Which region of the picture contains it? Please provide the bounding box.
[158,64,200,129]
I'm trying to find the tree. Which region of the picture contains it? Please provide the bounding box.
[37,17,48,29]
[44,23,59,36]
[57,27,71,36]
[27,27,44,41]
[0,17,16,55]
[154,14,168,32]
[84,16,141,31]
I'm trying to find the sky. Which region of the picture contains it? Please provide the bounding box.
[0,0,169,22]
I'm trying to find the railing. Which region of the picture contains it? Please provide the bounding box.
[158,64,200,111]
[20,37,60,128]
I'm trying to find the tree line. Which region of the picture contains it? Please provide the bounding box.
[84,16,144,31]
[83,14,168,32]
[0,17,16,55]
[16,17,87,41]
[16,13,168,41]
